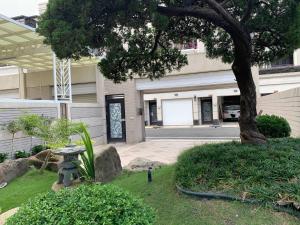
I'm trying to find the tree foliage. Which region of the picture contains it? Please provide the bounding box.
[38,0,300,83]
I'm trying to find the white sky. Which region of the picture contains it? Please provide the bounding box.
[0,0,47,17]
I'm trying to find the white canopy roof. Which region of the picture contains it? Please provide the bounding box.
[0,13,97,72]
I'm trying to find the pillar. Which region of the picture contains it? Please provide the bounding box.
[18,68,26,99]
[212,95,219,121]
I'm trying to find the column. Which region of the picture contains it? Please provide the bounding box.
[212,95,219,121]
[18,68,26,99]
[156,98,162,125]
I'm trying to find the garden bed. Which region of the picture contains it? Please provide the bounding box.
[175,138,300,214]
[1,167,299,224]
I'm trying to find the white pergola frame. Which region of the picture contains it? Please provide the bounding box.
[53,53,72,102]
[0,13,98,102]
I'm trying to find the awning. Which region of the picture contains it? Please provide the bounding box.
[0,13,97,72]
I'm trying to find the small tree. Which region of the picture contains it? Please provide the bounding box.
[6,121,22,158]
[18,114,42,150]
[38,0,300,144]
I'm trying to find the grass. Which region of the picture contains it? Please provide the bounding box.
[175,138,300,209]
[1,145,300,224]
[113,166,300,225]
[0,169,57,213]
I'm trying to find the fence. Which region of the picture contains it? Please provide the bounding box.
[0,100,60,158]
[68,103,106,145]
[258,87,300,137]
[0,100,106,159]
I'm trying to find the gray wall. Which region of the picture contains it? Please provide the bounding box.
[0,101,60,158]
[258,87,300,137]
[69,103,106,145]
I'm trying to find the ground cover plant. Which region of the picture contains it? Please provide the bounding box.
[7,184,155,225]
[175,138,300,211]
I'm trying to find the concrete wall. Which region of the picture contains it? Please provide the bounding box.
[104,79,145,144]
[258,87,300,137]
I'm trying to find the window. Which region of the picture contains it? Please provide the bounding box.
[271,55,294,68]
[175,40,198,50]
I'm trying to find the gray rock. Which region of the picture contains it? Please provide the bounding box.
[29,150,62,172]
[94,145,122,183]
[0,159,29,183]
[125,158,165,171]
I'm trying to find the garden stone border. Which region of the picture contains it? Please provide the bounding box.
[176,185,300,219]
[0,208,19,225]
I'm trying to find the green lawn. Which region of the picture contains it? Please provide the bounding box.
[0,169,57,213]
[1,166,299,224]
[113,166,300,225]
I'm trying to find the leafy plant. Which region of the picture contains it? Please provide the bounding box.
[7,184,155,225]
[15,151,31,159]
[0,153,7,163]
[18,114,84,149]
[18,114,43,149]
[31,145,49,155]
[257,115,291,138]
[79,125,95,180]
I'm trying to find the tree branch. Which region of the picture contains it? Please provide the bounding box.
[241,0,255,24]
[150,30,162,55]
[157,5,229,30]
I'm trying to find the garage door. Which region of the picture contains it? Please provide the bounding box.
[162,99,193,126]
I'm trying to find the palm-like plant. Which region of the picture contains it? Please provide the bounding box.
[79,125,95,181]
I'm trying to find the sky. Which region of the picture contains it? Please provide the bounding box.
[0,0,47,17]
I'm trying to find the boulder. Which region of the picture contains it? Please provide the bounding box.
[94,145,122,183]
[0,159,29,183]
[29,150,62,172]
[125,158,165,171]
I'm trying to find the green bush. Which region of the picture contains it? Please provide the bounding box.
[31,145,48,155]
[257,115,291,138]
[175,138,300,207]
[7,184,155,225]
[0,153,7,163]
[15,151,31,159]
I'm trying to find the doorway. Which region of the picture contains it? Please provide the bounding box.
[106,95,126,143]
[201,98,213,124]
[149,101,158,125]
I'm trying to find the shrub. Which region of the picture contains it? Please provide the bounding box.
[175,138,300,208]
[7,184,155,225]
[31,145,48,155]
[257,114,291,138]
[0,153,7,163]
[15,151,31,159]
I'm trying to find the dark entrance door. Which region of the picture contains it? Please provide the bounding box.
[106,95,126,143]
[149,101,158,125]
[201,98,213,124]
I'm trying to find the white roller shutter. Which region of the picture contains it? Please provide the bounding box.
[162,99,193,126]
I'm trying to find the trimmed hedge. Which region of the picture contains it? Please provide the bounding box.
[7,184,155,225]
[257,115,291,138]
[175,138,300,208]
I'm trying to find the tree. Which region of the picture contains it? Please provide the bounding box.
[18,114,42,149]
[5,120,21,158]
[38,0,300,144]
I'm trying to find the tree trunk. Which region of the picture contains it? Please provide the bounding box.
[232,39,266,145]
